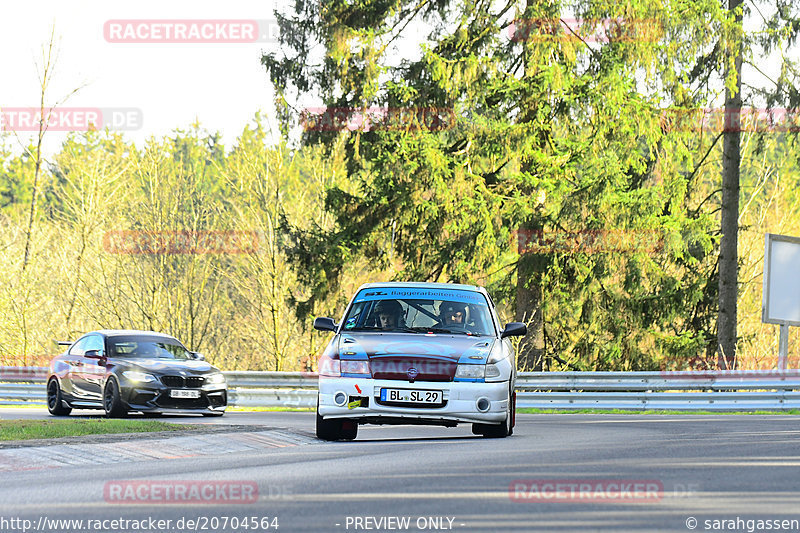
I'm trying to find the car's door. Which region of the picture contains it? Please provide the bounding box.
[80,334,106,402]
[65,336,90,400]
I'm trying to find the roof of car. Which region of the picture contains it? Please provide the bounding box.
[92,330,179,339]
[358,281,484,292]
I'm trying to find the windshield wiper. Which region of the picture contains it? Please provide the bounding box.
[395,326,423,333]
[410,327,452,334]
[347,326,421,333]
[413,327,485,336]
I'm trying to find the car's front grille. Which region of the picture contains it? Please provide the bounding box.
[185,376,205,387]
[160,375,205,388]
[161,375,184,387]
[370,357,457,381]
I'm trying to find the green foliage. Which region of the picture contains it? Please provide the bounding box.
[0,118,348,371]
[264,0,799,371]
[0,419,195,441]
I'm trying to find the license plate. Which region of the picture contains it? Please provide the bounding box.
[170,389,200,399]
[380,388,442,404]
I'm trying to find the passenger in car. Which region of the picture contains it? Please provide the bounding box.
[375,300,405,330]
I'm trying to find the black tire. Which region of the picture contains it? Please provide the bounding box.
[316,399,358,441]
[103,378,128,418]
[202,411,225,417]
[474,384,514,438]
[47,378,72,416]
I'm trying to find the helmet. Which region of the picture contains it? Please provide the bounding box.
[441,301,468,323]
[375,300,403,316]
[441,301,466,316]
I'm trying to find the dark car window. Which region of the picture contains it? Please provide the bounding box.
[343,288,496,336]
[108,336,191,359]
[68,337,89,356]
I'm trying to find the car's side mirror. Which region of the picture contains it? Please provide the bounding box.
[84,349,103,359]
[501,322,527,339]
[190,352,205,361]
[314,317,338,332]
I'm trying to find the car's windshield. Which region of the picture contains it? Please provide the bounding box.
[108,336,191,359]
[342,287,496,336]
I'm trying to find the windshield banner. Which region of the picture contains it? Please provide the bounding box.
[353,288,487,305]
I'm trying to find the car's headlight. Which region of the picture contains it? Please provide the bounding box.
[340,360,371,375]
[206,373,226,384]
[123,371,158,383]
[455,364,485,379]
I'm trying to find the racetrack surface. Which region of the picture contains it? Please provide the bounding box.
[1,409,799,532]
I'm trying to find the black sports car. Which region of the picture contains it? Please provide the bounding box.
[47,330,227,417]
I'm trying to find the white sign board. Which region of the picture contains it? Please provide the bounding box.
[762,233,800,326]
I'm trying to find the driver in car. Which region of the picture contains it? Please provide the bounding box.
[441,302,467,327]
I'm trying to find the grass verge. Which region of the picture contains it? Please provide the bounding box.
[0,419,196,441]
[517,408,800,415]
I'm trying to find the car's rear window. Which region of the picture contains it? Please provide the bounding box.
[108,336,191,359]
[343,287,495,336]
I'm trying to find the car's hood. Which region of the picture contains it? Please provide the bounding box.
[122,358,217,374]
[337,333,495,363]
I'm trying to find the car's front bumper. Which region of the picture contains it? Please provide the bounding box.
[121,382,227,413]
[317,377,510,425]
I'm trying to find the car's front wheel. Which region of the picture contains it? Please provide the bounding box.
[103,378,128,418]
[315,399,358,441]
[47,378,72,416]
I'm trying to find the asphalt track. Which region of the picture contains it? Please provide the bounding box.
[1,409,800,532]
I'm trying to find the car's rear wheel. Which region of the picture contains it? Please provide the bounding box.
[473,383,514,438]
[103,378,128,418]
[47,379,72,416]
[316,399,358,441]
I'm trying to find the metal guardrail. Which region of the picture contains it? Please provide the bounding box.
[2,367,800,410]
[514,371,800,411]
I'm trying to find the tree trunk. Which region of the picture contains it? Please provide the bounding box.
[717,0,743,370]
[516,250,544,371]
